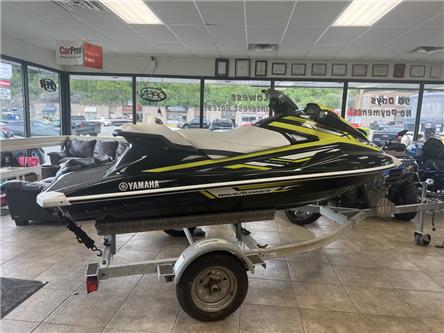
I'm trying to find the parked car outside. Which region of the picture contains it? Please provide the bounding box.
[0,120,60,137]
[209,118,234,131]
[181,117,210,129]
[71,115,101,136]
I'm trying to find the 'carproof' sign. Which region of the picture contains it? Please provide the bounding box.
[56,40,83,65]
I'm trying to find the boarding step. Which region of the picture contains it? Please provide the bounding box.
[85,263,99,277]
[158,264,175,282]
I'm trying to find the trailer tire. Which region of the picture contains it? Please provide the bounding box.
[285,209,321,225]
[164,227,196,237]
[394,181,419,221]
[176,252,248,321]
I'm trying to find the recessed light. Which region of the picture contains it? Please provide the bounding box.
[100,0,162,25]
[333,0,403,27]
[248,44,278,52]
[411,46,444,54]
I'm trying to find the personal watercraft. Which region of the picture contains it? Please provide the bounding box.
[37,90,399,223]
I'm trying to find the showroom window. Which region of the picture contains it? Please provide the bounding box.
[28,66,61,137]
[274,81,344,115]
[70,75,132,136]
[136,77,200,128]
[416,84,444,141]
[0,59,24,138]
[204,80,271,130]
[346,82,420,146]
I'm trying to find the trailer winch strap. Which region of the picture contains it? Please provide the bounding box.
[66,220,102,256]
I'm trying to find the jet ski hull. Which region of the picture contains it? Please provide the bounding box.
[38,91,399,223]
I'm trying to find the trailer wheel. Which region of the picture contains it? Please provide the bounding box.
[164,227,196,237]
[285,209,321,225]
[176,252,248,321]
[394,180,419,221]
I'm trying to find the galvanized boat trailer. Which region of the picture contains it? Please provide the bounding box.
[83,194,444,322]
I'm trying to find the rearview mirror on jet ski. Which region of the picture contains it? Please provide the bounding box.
[263,89,299,116]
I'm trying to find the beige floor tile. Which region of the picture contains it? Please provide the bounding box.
[45,290,128,328]
[284,249,329,263]
[34,263,85,291]
[245,278,298,307]
[111,249,159,265]
[0,319,39,332]
[104,329,156,333]
[407,255,444,272]
[293,282,356,312]
[173,309,239,333]
[287,261,340,284]
[345,286,416,317]
[422,318,444,333]
[5,287,71,322]
[0,258,55,279]
[240,303,303,333]
[248,259,290,281]
[425,270,444,289]
[107,294,179,332]
[245,220,278,233]
[119,236,168,253]
[131,273,176,296]
[334,265,392,288]
[300,308,369,333]
[399,290,444,319]
[383,269,443,291]
[34,323,102,332]
[361,314,433,333]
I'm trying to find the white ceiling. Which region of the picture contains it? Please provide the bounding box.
[1,0,444,62]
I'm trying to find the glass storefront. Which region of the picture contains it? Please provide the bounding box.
[70,75,132,136]
[28,66,60,136]
[136,77,200,129]
[274,81,344,115]
[346,82,419,146]
[0,59,24,138]
[0,55,443,143]
[204,80,271,130]
[417,84,444,141]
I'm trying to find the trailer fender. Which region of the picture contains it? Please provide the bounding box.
[173,238,254,284]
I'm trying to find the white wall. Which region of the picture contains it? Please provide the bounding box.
[64,54,444,82]
[2,36,443,81]
[1,34,63,70]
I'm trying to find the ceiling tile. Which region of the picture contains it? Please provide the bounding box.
[196,1,244,26]
[305,45,345,59]
[188,43,219,56]
[217,44,248,57]
[288,1,349,27]
[281,27,325,48]
[277,48,309,59]
[169,25,212,43]
[351,28,407,47]
[132,26,179,43]
[376,1,444,28]
[317,27,368,45]
[332,46,372,60]
[147,1,202,25]
[419,13,444,30]
[245,1,294,26]
[208,26,246,44]
[72,8,124,26]
[248,26,285,44]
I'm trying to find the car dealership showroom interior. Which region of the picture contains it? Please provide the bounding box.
[1,0,444,332]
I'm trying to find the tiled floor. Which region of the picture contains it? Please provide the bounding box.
[1,211,443,333]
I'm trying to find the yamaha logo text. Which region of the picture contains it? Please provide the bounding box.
[119,181,160,191]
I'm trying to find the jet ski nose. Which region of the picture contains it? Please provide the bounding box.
[37,191,71,208]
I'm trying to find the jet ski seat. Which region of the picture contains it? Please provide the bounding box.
[178,126,290,157]
[118,124,290,158]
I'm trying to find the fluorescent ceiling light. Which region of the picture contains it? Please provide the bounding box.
[333,0,403,27]
[100,0,162,24]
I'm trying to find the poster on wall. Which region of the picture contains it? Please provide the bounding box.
[0,77,11,100]
[83,42,103,69]
[0,62,12,79]
[56,40,83,65]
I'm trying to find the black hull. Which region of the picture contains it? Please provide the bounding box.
[61,172,375,222]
